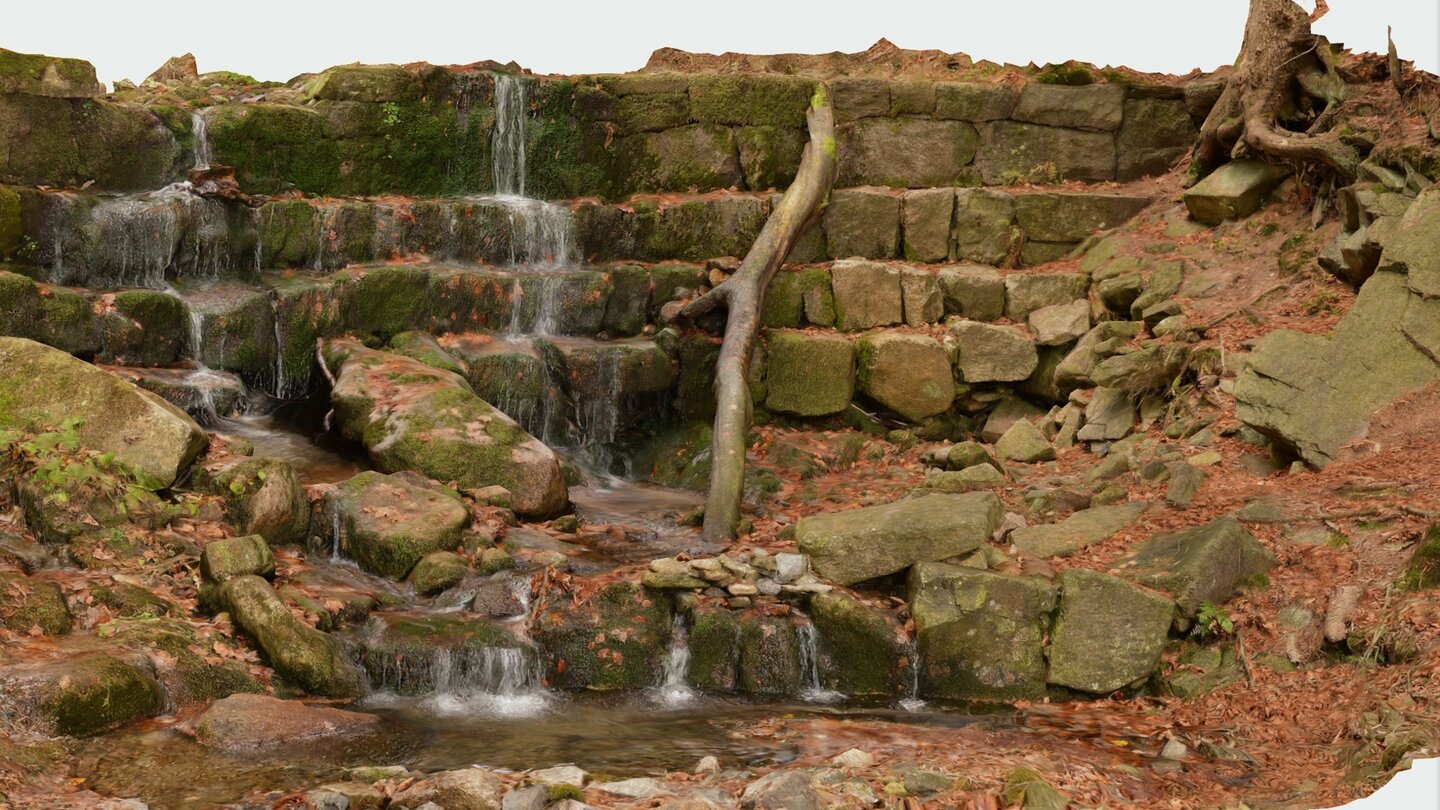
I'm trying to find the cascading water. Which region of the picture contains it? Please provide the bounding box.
[797,621,844,704]
[191,110,213,171]
[366,642,552,719]
[654,614,698,707]
[492,74,528,196]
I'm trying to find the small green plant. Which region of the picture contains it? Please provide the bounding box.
[381,102,402,127]
[1305,289,1342,315]
[1034,62,1095,86]
[1194,601,1235,638]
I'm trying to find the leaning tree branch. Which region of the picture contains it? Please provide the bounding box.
[696,85,838,543]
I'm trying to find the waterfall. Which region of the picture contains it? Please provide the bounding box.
[492,74,528,196]
[191,110,213,171]
[365,643,551,718]
[503,198,574,268]
[572,348,623,472]
[654,614,697,707]
[797,621,844,704]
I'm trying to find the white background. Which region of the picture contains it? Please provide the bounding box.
[3,0,1436,87]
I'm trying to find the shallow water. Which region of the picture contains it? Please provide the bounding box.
[73,695,995,810]
[214,412,367,485]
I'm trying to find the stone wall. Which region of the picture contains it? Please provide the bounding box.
[0,54,1210,200]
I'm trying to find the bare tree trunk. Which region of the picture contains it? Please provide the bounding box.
[682,87,838,543]
[1193,0,1360,183]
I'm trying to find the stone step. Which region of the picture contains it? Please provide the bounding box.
[3,184,1154,290]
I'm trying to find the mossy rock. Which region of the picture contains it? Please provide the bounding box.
[388,330,465,376]
[1158,644,1244,698]
[0,186,24,258]
[200,535,276,584]
[738,613,802,697]
[689,74,816,128]
[221,574,363,697]
[687,604,741,692]
[1401,524,1440,590]
[407,551,469,596]
[0,572,71,635]
[97,617,263,704]
[764,330,855,417]
[0,95,182,191]
[633,421,714,491]
[0,272,101,357]
[357,614,522,694]
[305,65,422,102]
[30,653,161,736]
[207,103,339,194]
[90,581,176,619]
[0,48,105,97]
[328,470,470,580]
[808,591,913,697]
[533,582,670,691]
[0,337,207,489]
[204,456,310,546]
[601,264,651,337]
[326,340,568,516]
[101,289,186,367]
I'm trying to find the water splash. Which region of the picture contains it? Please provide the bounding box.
[366,643,552,719]
[191,110,213,171]
[797,621,845,704]
[492,74,528,196]
[654,614,698,707]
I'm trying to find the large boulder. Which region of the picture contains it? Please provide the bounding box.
[796,492,1002,585]
[950,321,1039,383]
[327,471,470,580]
[391,768,505,810]
[908,563,1055,701]
[1113,516,1276,620]
[0,337,207,489]
[1047,568,1174,693]
[324,339,568,515]
[856,332,954,421]
[220,575,363,697]
[0,49,105,97]
[764,330,855,417]
[1235,271,1440,466]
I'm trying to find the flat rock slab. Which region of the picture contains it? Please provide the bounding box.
[1183,159,1290,225]
[1112,516,1276,619]
[194,693,386,752]
[1011,501,1149,558]
[797,492,1003,585]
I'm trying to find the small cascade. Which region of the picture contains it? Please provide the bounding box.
[899,640,925,712]
[366,643,552,719]
[797,621,845,704]
[502,198,575,268]
[191,110,213,171]
[654,613,698,707]
[492,74,528,196]
[570,348,624,473]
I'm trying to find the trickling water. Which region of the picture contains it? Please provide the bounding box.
[502,198,574,267]
[191,110,213,171]
[655,614,698,707]
[492,74,528,196]
[900,639,925,712]
[571,347,624,471]
[368,645,552,719]
[797,622,845,704]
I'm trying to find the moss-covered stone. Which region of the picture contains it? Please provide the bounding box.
[200,535,276,584]
[764,330,855,417]
[808,591,913,697]
[837,118,978,188]
[736,126,805,191]
[184,284,277,382]
[0,338,207,489]
[533,582,670,691]
[27,653,161,736]
[738,613,803,697]
[0,186,24,258]
[908,562,1056,701]
[1401,524,1440,590]
[761,266,832,329]
[306,65,422,102]
[1047,568,1173,693]
[328,470,470,580]
[1158,644,1244,698]
[98,617,263,704]
[975,121,1116,184]
[100,289,186,367]
[326,339,568,515]
[407,551,469,595]
[208,103,338,194]
[689,74,815,128]
[1115,516,1276,620]
[687,604,741,692]
[221,574,363,697]
[0,572,71,635]
[0,49,105,97]
[856,331,955,421]
[0,272,101,356]
[601,264,651,336]
[0,95,182,191]
[636,196,768,262]
[798,492,1002,586]
[204,456,311,546]
[388,330,465,375]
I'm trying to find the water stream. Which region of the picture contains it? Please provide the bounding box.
[191,110,213,172]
